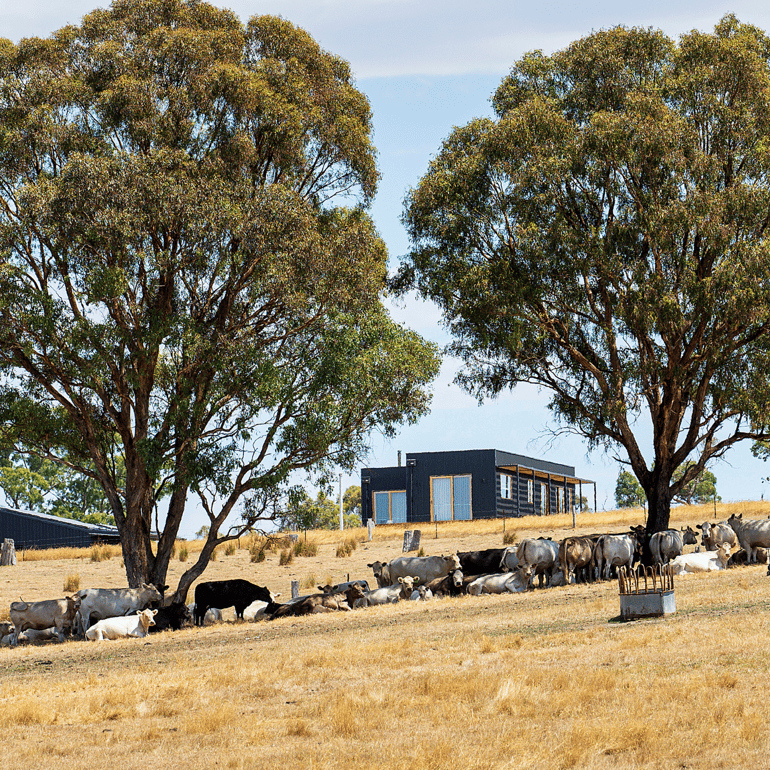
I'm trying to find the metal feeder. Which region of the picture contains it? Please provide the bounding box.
[618,564,675,619]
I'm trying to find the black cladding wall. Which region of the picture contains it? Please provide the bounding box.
[361,449,582,525]
[0,507,120,549]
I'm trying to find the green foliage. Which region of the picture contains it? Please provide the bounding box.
[0,447,120,526]
[397,15,770,533]
[278,487,363,531]
[615,471,646,509]
[672,462,719,505]
[0,0,439,594]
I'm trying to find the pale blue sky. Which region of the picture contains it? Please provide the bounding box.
[6,2,770,534]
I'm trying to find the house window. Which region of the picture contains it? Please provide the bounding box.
[500,473,513,500]
[431,475,472,521]
[557,487,564,513]
[540,483,547,515]
[527,479,533,504]
[373,490,407,524]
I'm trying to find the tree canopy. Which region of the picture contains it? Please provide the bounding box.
[397,15,770,534]
[615,470,645,509]
[0,0,439,598]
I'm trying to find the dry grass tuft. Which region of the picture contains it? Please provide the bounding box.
[293,539,318,558]
[63,573,80,592]
[224,541,236,557]
[90,544,111,562]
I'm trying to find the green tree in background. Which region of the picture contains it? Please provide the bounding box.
[671,462,719,505]
[397,16,770,535]
[0,0,439,600]
[615,470,646,509]
[277,485,362,530]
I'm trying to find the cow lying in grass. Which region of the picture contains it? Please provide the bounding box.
[669,542,731,575]
[267,584,366,619]
[85,608,157,641]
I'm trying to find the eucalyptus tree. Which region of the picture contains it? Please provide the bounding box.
[0,0,439,598]
[397,16,770,534]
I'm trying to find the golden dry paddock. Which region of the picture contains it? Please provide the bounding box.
[1,501,769,770]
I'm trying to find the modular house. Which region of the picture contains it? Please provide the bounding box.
[361,449,594,525]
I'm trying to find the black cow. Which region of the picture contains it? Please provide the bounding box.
[425,568,464,597]
[457,548,508,577]
[193,580,276,626]
[149,601,192,633]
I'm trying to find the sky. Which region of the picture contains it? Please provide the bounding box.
[6,1,770,535]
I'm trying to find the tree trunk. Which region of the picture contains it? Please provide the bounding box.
[640,475,673,566]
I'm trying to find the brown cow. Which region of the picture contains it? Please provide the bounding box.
[267,584,366,619]
[559,537,596,584]
[9,595,81,646]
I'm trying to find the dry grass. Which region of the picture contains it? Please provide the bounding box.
[1,502,770,769]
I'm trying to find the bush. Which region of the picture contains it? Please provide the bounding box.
[336,536,359,558]
[178,545,188,562]
[224,541,236,556]
[90,544,110,563]
[503,530,517,546]
[279,548,294,566]
[250,546,266,563]
[63,573,80,593]
[293,539,318,558]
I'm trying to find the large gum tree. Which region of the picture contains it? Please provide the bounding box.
[0,0,440,599]
[397,16,770,537]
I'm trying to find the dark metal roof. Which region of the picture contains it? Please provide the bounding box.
[0,506,121,549]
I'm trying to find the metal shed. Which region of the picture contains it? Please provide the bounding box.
[0,506,121,550]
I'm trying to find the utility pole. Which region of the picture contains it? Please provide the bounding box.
[339,473,344,531]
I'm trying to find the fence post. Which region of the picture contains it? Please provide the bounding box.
[0,539,16,566]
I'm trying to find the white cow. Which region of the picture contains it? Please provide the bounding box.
[726,515,770,564]
[498,547,520,572]
[186,604,223,624]
[385,554,460,586]
[409,586,433,601]
[10,595,81,646]
[86,608,158,641]
[669,542,731,575]
[650,527,699,565]
[0,620,14,647]
[593,534,640,580]
[359,576,418,606]
[76,583,163,634]
[698,521,738,552]
[467,571,528,595]
[515,538,560,588]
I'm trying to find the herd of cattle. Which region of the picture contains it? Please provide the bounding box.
[1,513,769,646]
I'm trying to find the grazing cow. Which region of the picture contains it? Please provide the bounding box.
[193,580,277,626]
[457,548,509,577]
[593,534,641,580]
[268,584,365,619]
[76,583,162,634]
[367,561,391,588]
[10,595,81,646]
[86,608,157,641]
[515,538,560,588]
[466,571,528,595]
[424,569,464,597]
[726,515,770,564]
[669,542,731,575]
[148,602,191,633]
[358,576,418,607]
[385,554,461,586]
[650,527,699,565]
[698,521,738,552]
[559,537,596,584]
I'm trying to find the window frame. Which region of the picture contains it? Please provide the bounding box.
[430,474,473,522]
[372,489,407,524]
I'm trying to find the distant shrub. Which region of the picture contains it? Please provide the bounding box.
[503,531,517,546]
[179,545,188,562]
[300,574,317,589]
[418,547,425,557]
[90,544,110,563]
[63,573,80,593]
[250,545,266,563]
[279,548,294,566]
[224,541,236,557]
[293,539,318,558]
